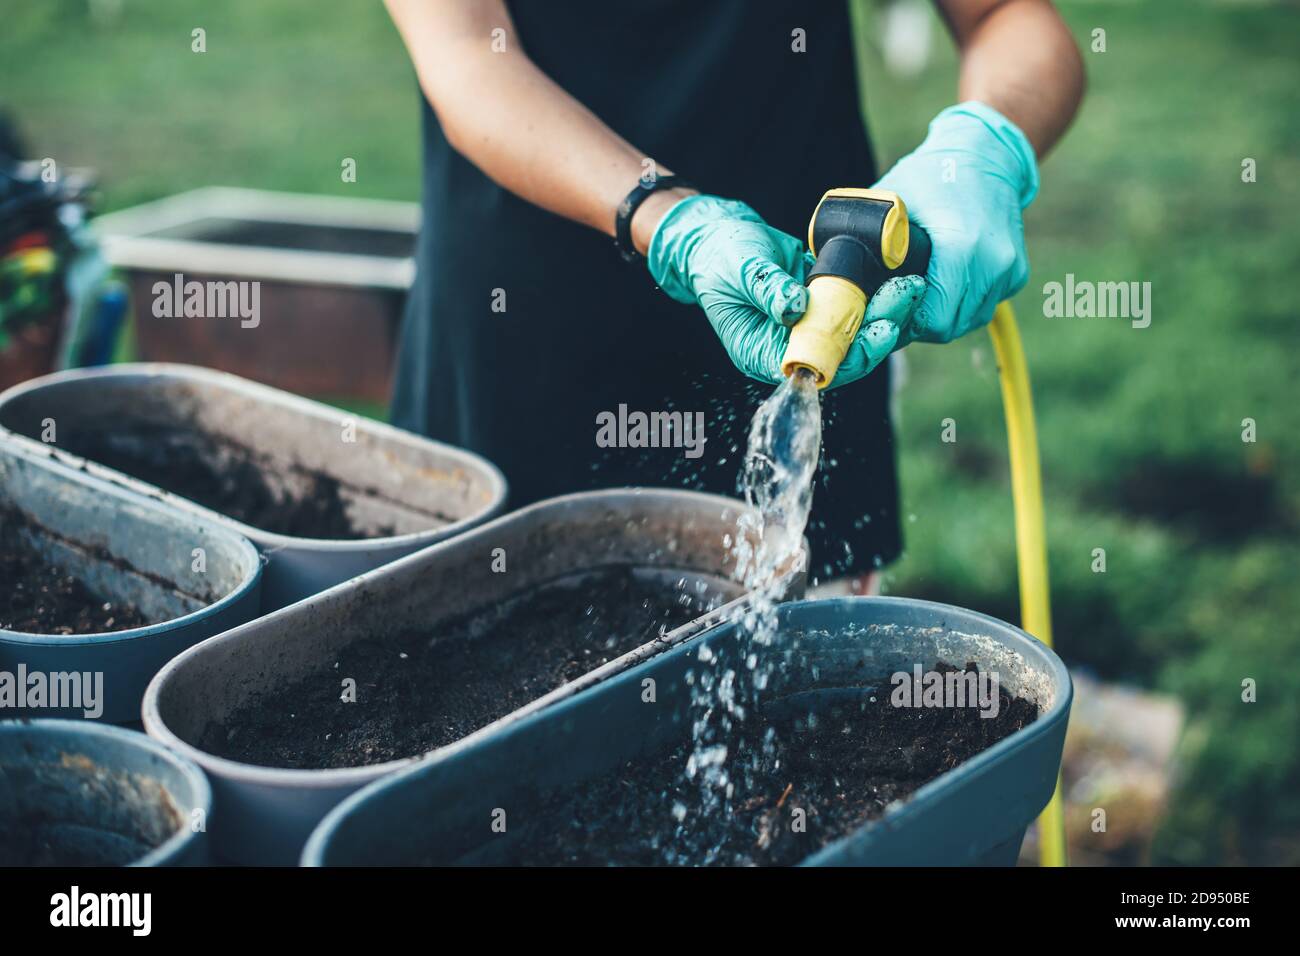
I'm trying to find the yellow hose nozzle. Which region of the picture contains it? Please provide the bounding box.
[780,188,914,387]
[780,275,867,387]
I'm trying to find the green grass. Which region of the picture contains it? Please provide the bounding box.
[4,0,1298,863]
[855,0,1300,863]
[0,0,422,209]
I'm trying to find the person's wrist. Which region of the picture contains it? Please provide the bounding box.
[632,185,699,256]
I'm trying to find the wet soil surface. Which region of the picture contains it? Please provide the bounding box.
[0,507,147,634]
[200,567,719,769]
[57,423,388,539]
[503,664,1037,866]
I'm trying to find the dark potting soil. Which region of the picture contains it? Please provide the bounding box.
[57,422,389,539]
[502,664,1037,866]
[199,566,718,769]
[0,507,148,634]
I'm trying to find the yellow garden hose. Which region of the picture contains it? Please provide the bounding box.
[988,301,1067,868]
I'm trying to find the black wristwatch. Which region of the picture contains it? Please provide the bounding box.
[614,175,692,262]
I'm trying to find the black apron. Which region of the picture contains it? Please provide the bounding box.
[391,0,902,580]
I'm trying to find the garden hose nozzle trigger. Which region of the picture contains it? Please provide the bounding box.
[781,188,931,387]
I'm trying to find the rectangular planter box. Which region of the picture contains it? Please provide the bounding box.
[0,363,506,610]
[0,439,261,723]
[93,187,416,403]
[141,488,804,865]
[303,597,1072,867]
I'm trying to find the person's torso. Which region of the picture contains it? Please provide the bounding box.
[504,0,874,234]
[396,0,891,522]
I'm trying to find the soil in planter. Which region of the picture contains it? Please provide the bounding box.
[0,507,148,634]
[497,664,1037,866]
[199,566,721,769]
[57,422,392,539]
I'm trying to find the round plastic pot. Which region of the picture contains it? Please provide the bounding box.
[143,488,804,865]
[0,719,212,866]
[0,363,507,610]
[1,440,262,723]
[303,597,1072,867]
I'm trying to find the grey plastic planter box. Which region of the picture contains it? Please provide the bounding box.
[0,363,506,610]
[142,488,803,865]
[0,719,212,866]
[303,597,1072,867]
[92,186,416,403]
[0,440,262,723]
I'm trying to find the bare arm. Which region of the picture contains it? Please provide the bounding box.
[935,0,1085,156]
[383,0,693,253]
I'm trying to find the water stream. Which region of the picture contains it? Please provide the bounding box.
[676,367,823,862]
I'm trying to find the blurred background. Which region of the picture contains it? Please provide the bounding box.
[1,0,1296,864]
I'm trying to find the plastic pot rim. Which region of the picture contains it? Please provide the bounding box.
[0,362,509,551]
[0,446,264,647]
[0,717,213,867]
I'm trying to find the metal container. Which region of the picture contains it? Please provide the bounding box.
[303,597,1072,867]
[92,187,417,403]
[0,363,507,610]
[0,719,212,866]
[142,488,803,865]
[0,440,262,723]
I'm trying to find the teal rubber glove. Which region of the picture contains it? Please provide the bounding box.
[647,194,923,387]
[874,101,1040,344]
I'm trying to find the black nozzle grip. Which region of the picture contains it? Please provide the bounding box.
[889,223,931,280]
[806,223,932,301]
[805,234,884,288]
